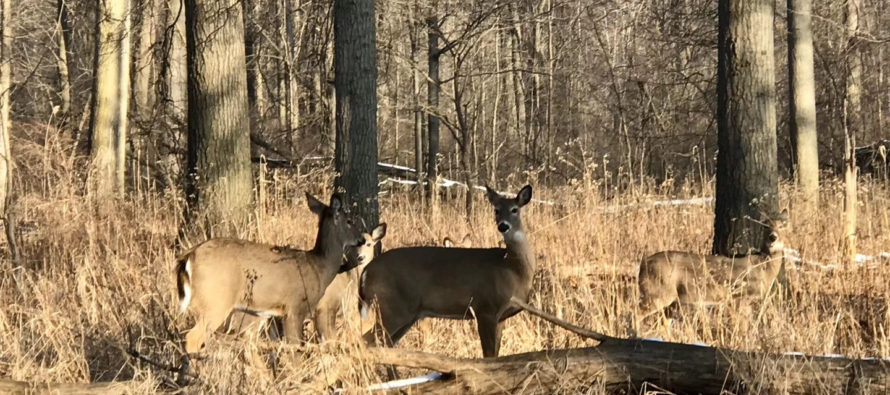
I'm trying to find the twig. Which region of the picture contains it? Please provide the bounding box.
[510,297,616,343]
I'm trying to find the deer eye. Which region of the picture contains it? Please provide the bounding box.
[511,207,518,214]
[494,209,500,215]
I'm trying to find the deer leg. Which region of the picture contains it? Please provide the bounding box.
[476,315,503,358]
[314,305,338,342]
[283,307,307,344]
[363,301,416,347]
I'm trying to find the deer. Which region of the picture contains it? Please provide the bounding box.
[442,234,472,248]
[314,223,387,341]
[222,223,387,342]
[359,185,536,358]
[175,193,365,354]
[637,212,788,322]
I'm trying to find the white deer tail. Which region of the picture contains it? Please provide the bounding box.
[176,256,193,314]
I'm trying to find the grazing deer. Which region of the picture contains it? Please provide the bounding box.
[637,214,788,321]
[360,185,536,357]
[442,234,472,248]
[175,193,365,354]
[314,223,387,341]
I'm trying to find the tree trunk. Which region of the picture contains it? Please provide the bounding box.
[426,15,440,192]
[244,0,266,128]
[843,0,861,267]
[333,0,379,227]
[184,0,254,238]
[366,340,890,394]
[787,0,819,206]
[411,6,424,191]
[713,0,779,256]
[90,0,131,198]
[133,0,157,121]
[167,0,187,121]
[55,0,72,118]
[0,0,17,267]
[367,300,890,394]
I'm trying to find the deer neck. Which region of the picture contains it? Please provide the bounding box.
[503,229,536,278]
[311,220,344,278]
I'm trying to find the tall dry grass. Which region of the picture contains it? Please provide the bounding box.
[2,125,890,392]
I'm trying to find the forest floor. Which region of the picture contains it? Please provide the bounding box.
[2,128,890,393]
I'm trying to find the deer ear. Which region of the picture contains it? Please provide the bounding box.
[372,223,387,241]
[329,195,343,211]
[516,185,533,207]
[306,193,326,215]
[485,186,500,204]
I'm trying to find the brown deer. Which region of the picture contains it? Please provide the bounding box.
[360,185,536,357]
[222,223,387,342]
[314,223,387,340]
[637,213,788,321]
[175,193,365,354]
[442,234,472,248]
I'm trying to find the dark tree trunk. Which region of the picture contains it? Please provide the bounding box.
[333,0,379,228]
[184,0,254,238]
[713,0,780,256]
[426,16,440,189]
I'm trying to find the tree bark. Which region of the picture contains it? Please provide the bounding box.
[426,15,440,192]
[367,340,890,394]
[0,0,17,268]
[184,0,254,238]
[333,0,379,227]
[55,0,72,118]
[787,0,819,205]
[367,300,890,394]
[843,0,861,267]
[244,0,266,127]
[90,0,131,198]
[133,0,157,121]
[167,0,187,121]
[713,0,780,256]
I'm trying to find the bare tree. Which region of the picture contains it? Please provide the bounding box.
[787,0,818,205]
[55,0,72,119]
[184,0,254,237]
[426,13,440,192]
[333,0,379,227]
[0,0,17,266]
[89,0,131,198]
[843,0,861,265]
[713,0,780,256]
[133,0,157,121]
[166,0,187,120]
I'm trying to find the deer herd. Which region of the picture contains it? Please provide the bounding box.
[175,185,789,363]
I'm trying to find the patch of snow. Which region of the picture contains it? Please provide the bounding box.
[783,352,804,357]
[366,372,444,391]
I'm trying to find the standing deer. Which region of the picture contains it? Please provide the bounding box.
[360,185,536,357]
[442,234,472,248]
[223,223,387,342]
[314,223,387,340]
[175,193,365,354]
[637,214,788,321]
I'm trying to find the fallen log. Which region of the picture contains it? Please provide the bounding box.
[0,379,128,394]
[363,299,890,394]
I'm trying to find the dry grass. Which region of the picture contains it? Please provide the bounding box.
[3,127,890,393]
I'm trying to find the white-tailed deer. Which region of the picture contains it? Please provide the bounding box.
[637,214,788,321]
[442,234,471,248]
[175,193,365,354]
[360,185,536,357]
[314,223,386,340]
[223,223,387,342]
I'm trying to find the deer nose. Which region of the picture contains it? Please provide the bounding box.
[498,222,510,233]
